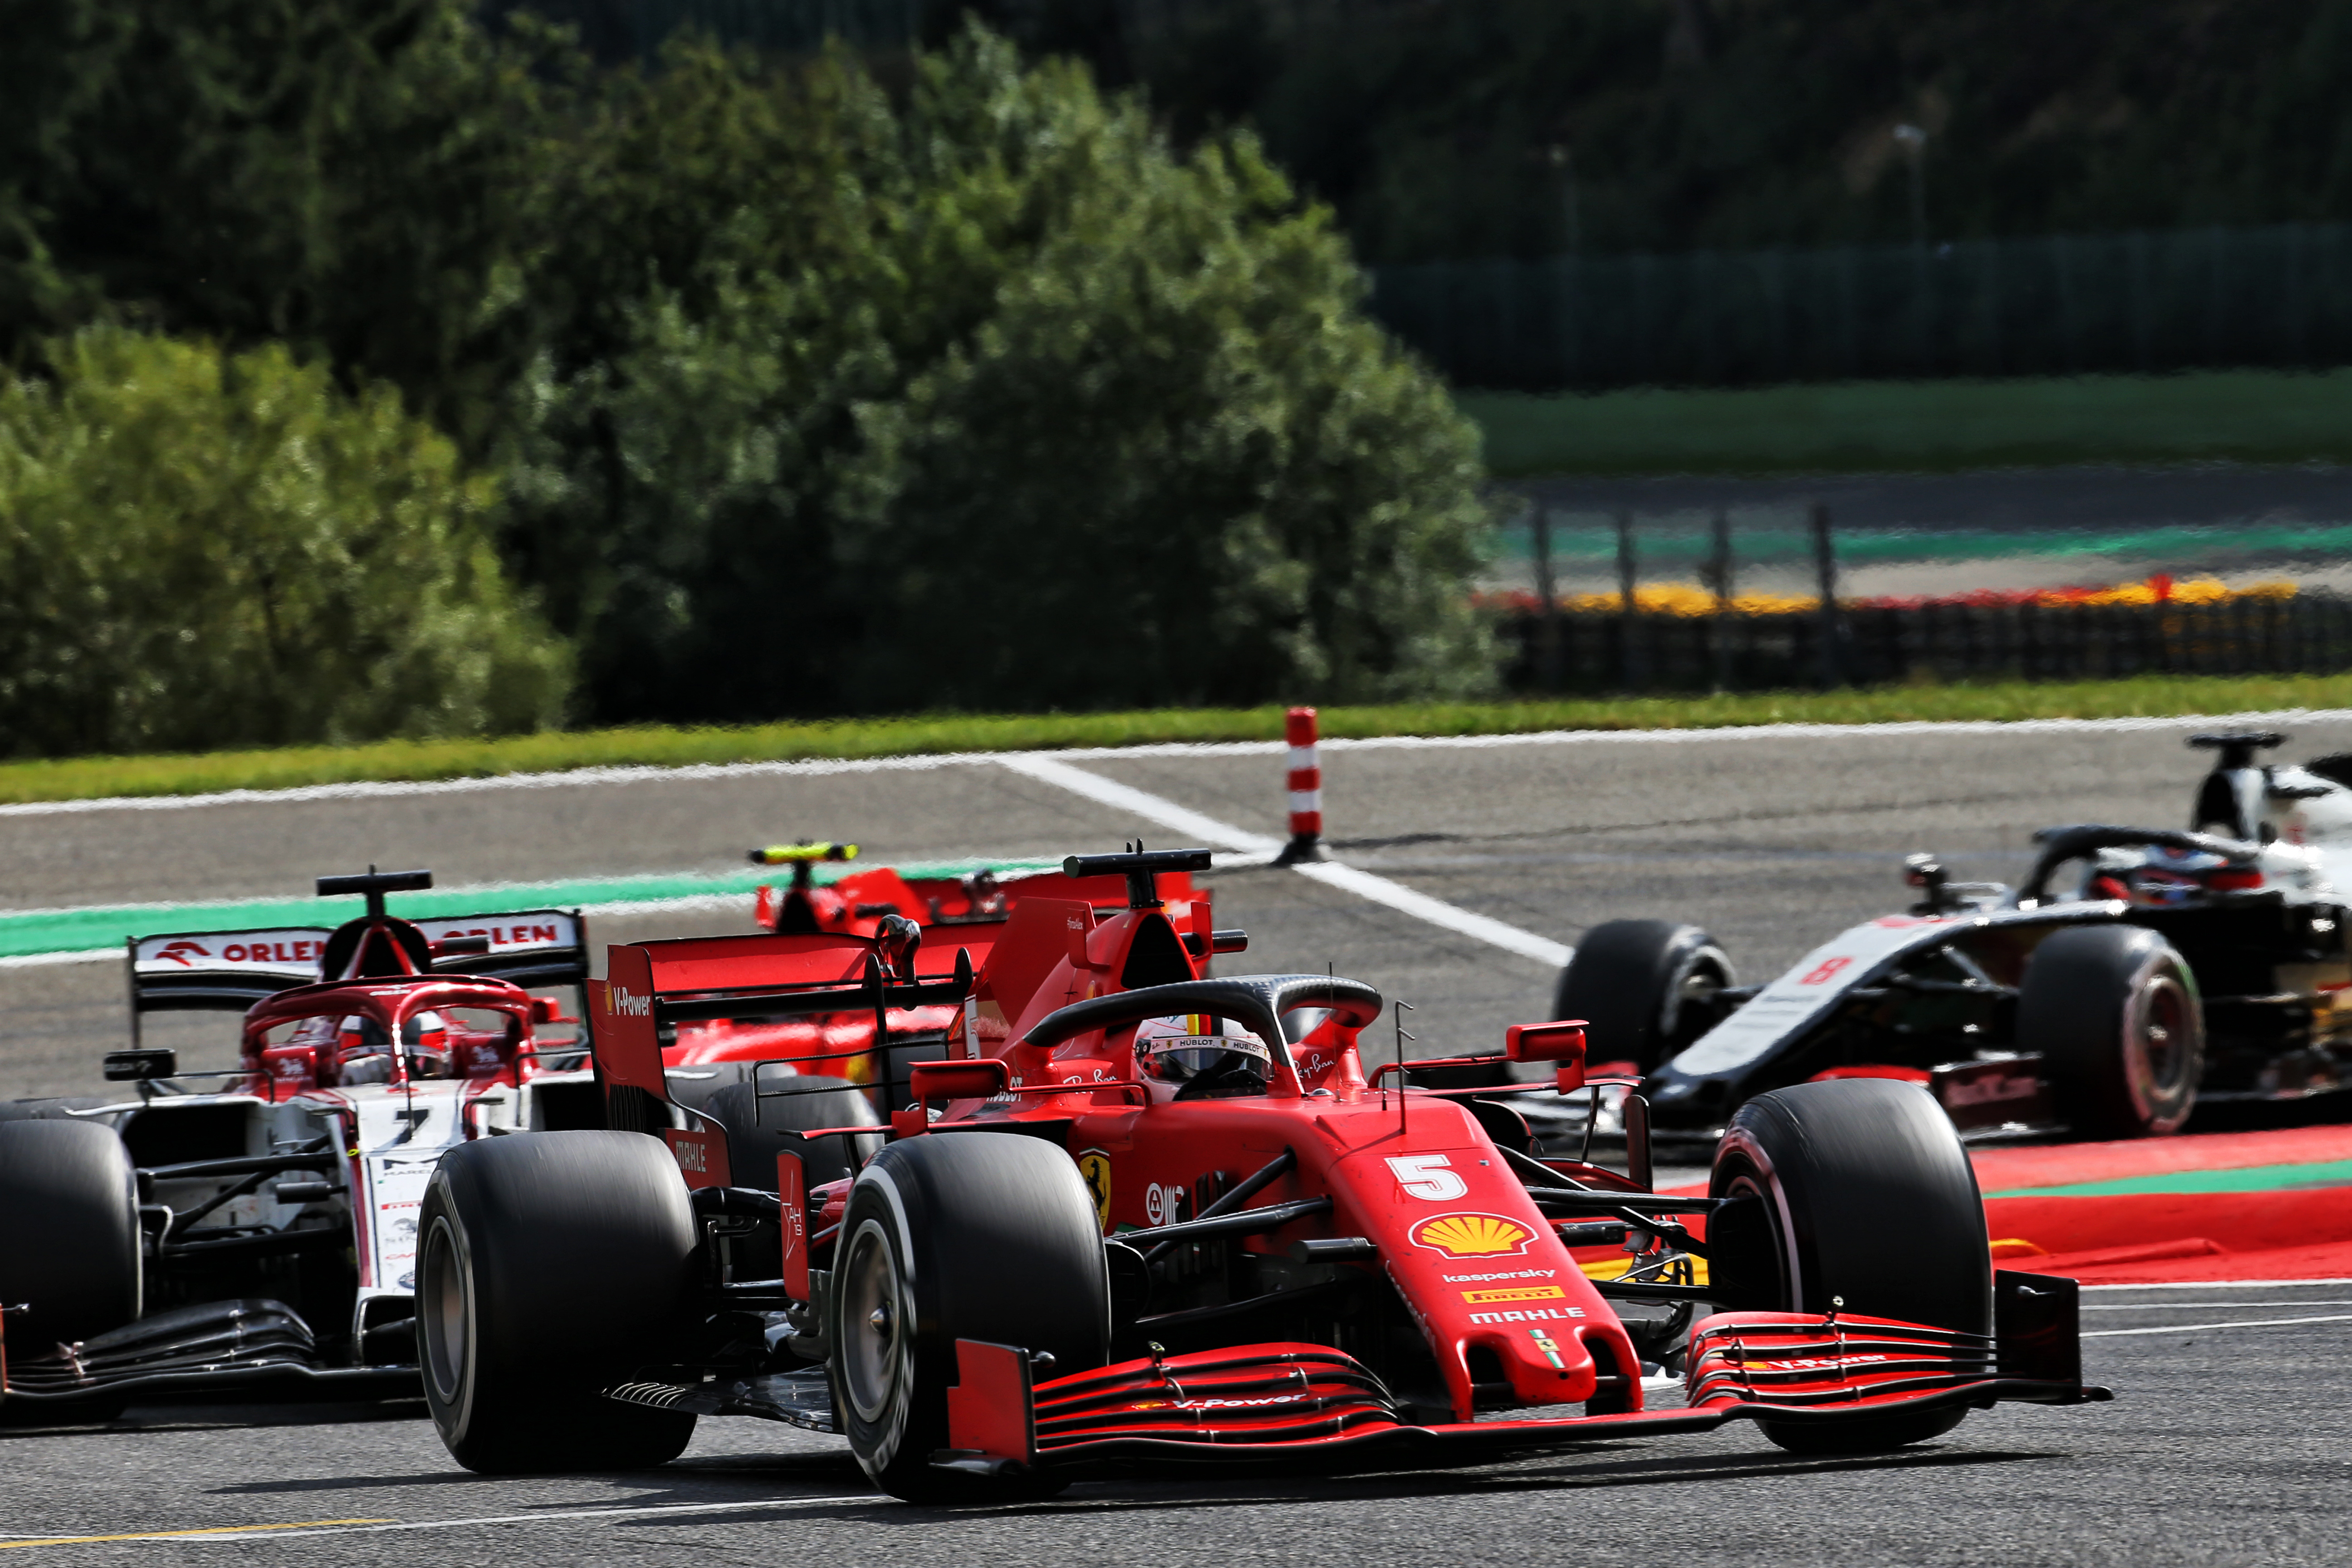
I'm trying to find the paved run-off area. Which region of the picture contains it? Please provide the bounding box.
[3,716,2351,1562]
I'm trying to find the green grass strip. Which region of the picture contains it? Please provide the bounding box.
[10,673,2352,809]
[1990,1158,2352,1199]
[1460,369,2352,478]
[0,858,1056,960]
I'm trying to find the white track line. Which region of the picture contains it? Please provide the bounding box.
[0,949,116,970]
[14,706,2352,819]
[997,755,1572,968]
[998,754,1283,858]
[2082,1299,2352,1311]
[2084,1278,2352,1291]
[1290,861,1573,967]
[2082,1312,2352,1338]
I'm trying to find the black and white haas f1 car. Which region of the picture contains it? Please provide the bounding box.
[414,847,2102,1501]
[0,870,600,1420]
[1562,730,2352,1142]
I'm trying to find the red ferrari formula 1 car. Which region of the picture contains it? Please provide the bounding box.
[0,870,598,1417]
[416,848,2106,1499]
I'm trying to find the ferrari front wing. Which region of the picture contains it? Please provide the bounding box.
[933,1271,2108,1478]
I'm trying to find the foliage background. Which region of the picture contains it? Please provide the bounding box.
[0,2,1496,751]
[0,329,570,755]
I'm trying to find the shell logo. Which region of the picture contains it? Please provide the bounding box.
[1410,1212,1535,1259]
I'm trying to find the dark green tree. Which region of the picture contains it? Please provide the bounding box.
[515,27,1494,720]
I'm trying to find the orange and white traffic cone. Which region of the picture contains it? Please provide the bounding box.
[1274,706,1326,864]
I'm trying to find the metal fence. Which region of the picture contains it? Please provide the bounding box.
[1499,593,2352,696]
[1371,224,2352,392]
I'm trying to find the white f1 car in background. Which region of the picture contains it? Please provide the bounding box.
[1557,730,2352,1142]
[0,870,598,1419]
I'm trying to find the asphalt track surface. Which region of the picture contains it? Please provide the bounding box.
[6,717,2352,1561]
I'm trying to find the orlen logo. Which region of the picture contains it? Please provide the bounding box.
[610,986,652,1018]
[223,939,318,965]
[151,940,212,968]
[435,922,561,948]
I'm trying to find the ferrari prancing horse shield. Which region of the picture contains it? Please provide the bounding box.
[1077,1150,1113,1226]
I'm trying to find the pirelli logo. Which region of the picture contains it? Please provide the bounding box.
[1461,1285,1567,1305]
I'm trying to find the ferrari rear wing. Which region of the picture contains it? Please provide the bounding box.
[589,931,977,1181]
[127,910,590,1043]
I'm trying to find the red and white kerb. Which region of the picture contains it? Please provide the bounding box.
[1285,706,1323,845]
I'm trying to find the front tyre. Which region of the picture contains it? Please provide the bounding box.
[1707,1078,1991,1455]
[0,1120,142,1426]
[2019,925,2202,1139]
[831,1133,1109,1502]
[418,1132,698,1474]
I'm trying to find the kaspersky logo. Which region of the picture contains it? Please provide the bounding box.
[152,940,212,968]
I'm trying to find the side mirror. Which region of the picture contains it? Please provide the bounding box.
[104,1048,177,1082]
[908,1059,1011,1105]
[1504,1020,1587,1094]
[530,996,562,1024]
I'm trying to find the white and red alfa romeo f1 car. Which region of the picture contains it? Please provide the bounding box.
[0,869,598,1417]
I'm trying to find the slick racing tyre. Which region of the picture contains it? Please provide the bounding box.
[2019,924,2202,1139]
[1707,1078,1991,1455]
[1553,920,1735,1073]
[0,1120,142,1348]
[0,1119,142,1425]
[830,1132,1109,1503]
[418,1132,698,1473]
[704,1076,881,1192]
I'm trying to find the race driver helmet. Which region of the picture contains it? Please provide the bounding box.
[335,1010,451,1083]
[1134,1014,1271,1085]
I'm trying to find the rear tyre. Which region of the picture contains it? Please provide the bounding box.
[1553,920,1735,1073]
[830,1133,1109,1503]
[705,1076,881,1193]
[1707,1078,1990,1455]
[2019,925,2202,1139]
[418,1132,698,1474]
